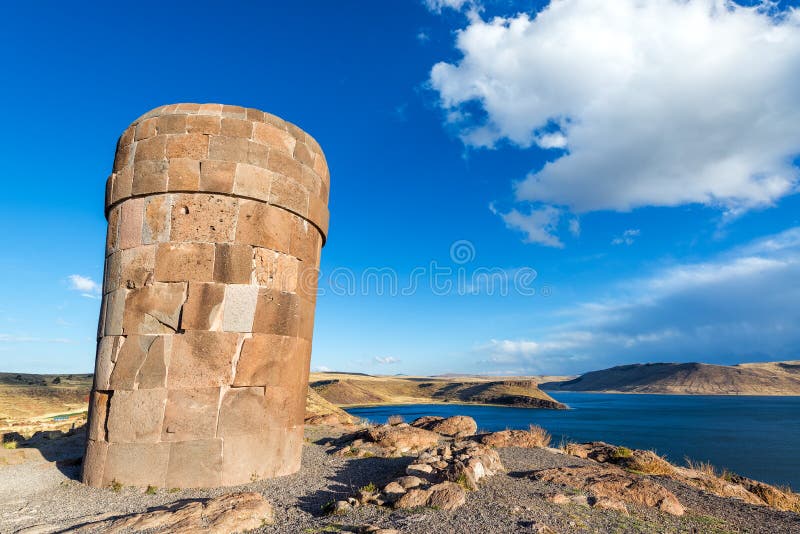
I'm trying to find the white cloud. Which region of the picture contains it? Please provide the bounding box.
[424,0,472,13]
[474,226,800,373]
[611,228,641,246]
[68,274,101,298]
[568,218,581,237]
[311,365,332,372]
[497,205,563,247]
[431,1,800,243]
[374,355,401,364]
[417,30,431,43]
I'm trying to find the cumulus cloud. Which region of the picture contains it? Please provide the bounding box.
[67,274,101,298]
[431,0,800,243]
[612,229,641,246]
[424,0,472,13]
[374,356,401,364]
[311,365,332,372]
[497,204,564,247]
[475,226,800,373]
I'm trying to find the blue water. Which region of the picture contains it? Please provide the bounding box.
[346,392,800,489]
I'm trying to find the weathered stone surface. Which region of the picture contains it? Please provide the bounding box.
[162,387,221,441]
[154,242,214,282]
[222,284,259,332]
[217,386,268,437]
[167,331,239,388]
[122,282,187,334]
[103,442,170,487]
[427,482,466,511]
[412,415,477,438]
[106,388,167,443]
[233,334,297,386]
[213,243,252,284]
[166,438,223,487]
[87,104,328,489]
[74,493,274,533]
[181,282,225,330]
[393,489,431,509]
[169,193,238,243]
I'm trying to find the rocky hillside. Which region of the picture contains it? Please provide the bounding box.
[541,361,800,395]
[310,373,566,409]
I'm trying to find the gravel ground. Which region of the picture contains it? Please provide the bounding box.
[1,427,799,533]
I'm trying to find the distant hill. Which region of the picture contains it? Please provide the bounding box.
[540,361,800,395]
[309,372,566,409]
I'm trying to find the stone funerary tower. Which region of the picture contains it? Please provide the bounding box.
[82,103,329,487]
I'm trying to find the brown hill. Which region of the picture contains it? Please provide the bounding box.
[309,373,566,409]
[541,361,800,395]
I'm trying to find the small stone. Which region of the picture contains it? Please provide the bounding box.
[395,476,423,489]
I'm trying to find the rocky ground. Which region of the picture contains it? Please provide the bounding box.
[1,417,799,533]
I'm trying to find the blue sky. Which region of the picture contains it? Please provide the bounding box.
[1,0,799,375]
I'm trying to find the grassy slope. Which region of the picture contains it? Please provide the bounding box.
[0,373,92,421]
[309,373,566,409]
[541,361,800,395]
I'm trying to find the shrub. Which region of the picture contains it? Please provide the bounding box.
[612,446,633,459]
[628,450,674,476]
[110,480,123,492]
[359,482,378,493]
[145,485,157,495]
[3,441,18,450]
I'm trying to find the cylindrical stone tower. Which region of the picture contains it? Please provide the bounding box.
[82,103,329,488]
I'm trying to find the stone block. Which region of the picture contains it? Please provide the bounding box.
[221,428,299,484]
[221,104,247,118]
[313,150,329,185]
[103,442,169,487]
[252,122,296,153]
[246,107,265,122]
[209,135,249,162]
[157,114,187,135]
[118,198,144,250]
[169,193,238,243]
[253,248,299,292]
[109,335,155,389]
[137,335,171,389]
[233,164,271,200]
[166,439,223,488]
[107,388,167,443]
[198,103,223,115]
[221,117,253,138]
[299,165,323,200]
[269,173,309,216]
[213,243,252,284]
[142,195,172,244]
[134,135,166,162]
[298,296,316,341]
[111,166,133,204]
[122,282,187,335]
[232,334,298,387]
[218,386,268,437]
[308,196,329,238]
[175,103,201,113]
[103,288,128,336]
[263,385,302,428]
[113,142,133,173]
[119,125,135,147]
[87,391,110,441]
[252,289,299,337]
[187,114,221,135]
[167,331,239,388]
[235,200,292,252]
[119,245,156,289]
[168,158,200,191]
[166,133,209,160]
[247,140,269,168]
[94,336,118,390]
[162,387,221,441]
[222,284,259,332]
[82,440,108,487]
[154,242,215,282]
[132,160,169,196]
[103,251,122,294]
[293,142,315,167]
[296,261,320,303]
[106,206,120,253]
[263,111,287,129]
[266,150,303,183]
[181,282,225,331]
[199,160,236,193]
[135,117,158,141]
[286,122,305,142]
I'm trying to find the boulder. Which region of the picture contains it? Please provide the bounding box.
[394,488,431,509]
[533,465,684,516]
[427,482,467,510]
[395,475,423,489]
[72,492,274,533]
[365,425,440,453]
[479,429,549,448]
[412,415,477,438]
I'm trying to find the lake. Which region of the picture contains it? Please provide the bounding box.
[346,392,800,489]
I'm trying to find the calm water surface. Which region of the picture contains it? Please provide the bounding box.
[346,392,800,489]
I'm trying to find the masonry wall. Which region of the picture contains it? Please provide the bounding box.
[82,103,329,488]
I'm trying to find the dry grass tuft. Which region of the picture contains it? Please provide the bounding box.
[685,458,721,477]
[528,424,551,448]
[386,415,404,426]
[628,450,675,476]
